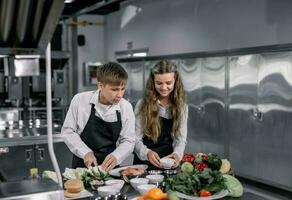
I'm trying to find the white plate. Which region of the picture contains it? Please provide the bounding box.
[175,190,229,200]
[109,164,148,177]
[65,189,93,200]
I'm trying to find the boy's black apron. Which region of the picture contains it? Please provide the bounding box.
[72,104,122,168]
[133,117,173,170]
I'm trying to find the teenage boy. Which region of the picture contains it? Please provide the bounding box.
[61,62,135,171]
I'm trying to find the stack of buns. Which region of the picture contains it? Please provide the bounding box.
[64,179,84,198]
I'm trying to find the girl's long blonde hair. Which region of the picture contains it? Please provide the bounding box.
[139,60,186,142]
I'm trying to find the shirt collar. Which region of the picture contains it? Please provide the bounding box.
[157,99,171,109]
[89,90,121,111]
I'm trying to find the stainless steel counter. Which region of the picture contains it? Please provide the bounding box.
[0,179,64,200]
[0,134,63,148]
[80,181,292,200]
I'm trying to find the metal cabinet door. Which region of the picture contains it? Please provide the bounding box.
[257,52,292,191]
[0,145,35,181]
[200,57,226,157]
[179,58,202,153]
[228,55,259,178]
[35,142,72,174]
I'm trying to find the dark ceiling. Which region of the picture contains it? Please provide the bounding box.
[62,0,127,18]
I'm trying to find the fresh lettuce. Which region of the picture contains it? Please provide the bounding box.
[223,174,243,197]
[42,170,58,183]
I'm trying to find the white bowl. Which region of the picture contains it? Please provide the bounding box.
[105,179,125,190]
[160,157,175,169]
[97,185,120,197]
[129,178,149,190]
[137,184,157,195]
[146,175,164,183]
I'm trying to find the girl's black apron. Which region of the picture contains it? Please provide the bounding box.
[72,104,122,168]
[133,117,173,170]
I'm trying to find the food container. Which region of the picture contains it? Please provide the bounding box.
[146,175,164,184]
[137,184,157,195]
[98,186,120,197]
[164,169,178,178]
[160,157,175,169]
[105,179,125,191]
[90,180,105,190]
[147,170,163,175]
[129,178,149,190]
[155,181,166,192]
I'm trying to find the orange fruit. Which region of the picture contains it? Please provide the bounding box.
[137,196,145,200]
[143,188,167,200]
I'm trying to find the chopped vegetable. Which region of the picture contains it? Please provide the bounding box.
[42,170,58,183]
[63,168,78,180]
[62,166,112,188]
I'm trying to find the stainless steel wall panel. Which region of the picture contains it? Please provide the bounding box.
[143,61,156,83]
[228,55,259,178]
[257,52,292,190]
[200,57,226,157]
[179,58,202,153]
[123,62,144,107]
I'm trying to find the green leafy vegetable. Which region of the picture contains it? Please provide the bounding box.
[166,168,226,196]
[207,153,222,171]
[62,166,112,188]
[223,174,243,197]
[42,170,58,183]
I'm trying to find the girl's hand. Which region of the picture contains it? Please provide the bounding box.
[166,153,180,168]
[147,150,162,168]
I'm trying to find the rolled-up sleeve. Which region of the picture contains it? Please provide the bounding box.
[61,95,92,159]
[134,101,151,161]
[172,104,188,160]
[110,102,136,164]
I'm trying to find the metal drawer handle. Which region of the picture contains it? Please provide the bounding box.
[38,148,45,161]
[25,149,33,162]
[253,108,263,121]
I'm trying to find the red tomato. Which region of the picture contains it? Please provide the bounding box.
[199,189,212,197]
[182,153,195,163]
[196,162,208,171]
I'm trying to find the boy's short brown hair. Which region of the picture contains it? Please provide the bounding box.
[96,62,128,86]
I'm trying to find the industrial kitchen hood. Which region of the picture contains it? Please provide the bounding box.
[0,0,64,55]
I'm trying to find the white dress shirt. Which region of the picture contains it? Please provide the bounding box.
[61,90,135,165]
[134,99,188,161]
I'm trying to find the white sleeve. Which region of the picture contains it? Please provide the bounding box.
[110,102,136,165]
[61,95,92,159]
[134,100,151,161]
[172,104,188,160]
